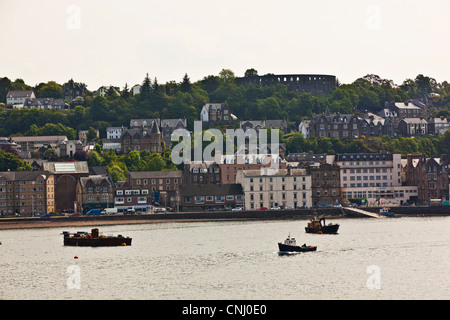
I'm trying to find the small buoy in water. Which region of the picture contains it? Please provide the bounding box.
[121,243,126,246]
[74,256,78,259]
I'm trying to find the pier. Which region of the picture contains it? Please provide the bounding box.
[344,207,387,218]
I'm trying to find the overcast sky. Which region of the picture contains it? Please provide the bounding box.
[1,0,449,90]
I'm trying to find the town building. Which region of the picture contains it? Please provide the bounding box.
[120,122,164,153]
[308,107,360,138]
[397,118,428,136]
[114,170,183,211]
[76,175,114,213]
[106,127,123,140]
[309,162,343,207]
[240,119,288,134]
[6,90,35,106]
[200,103,233,128]
[62,79,85,102]
[179,184,244,211]
[428,117,450,135]
[21,97,68,110]
[160,118,187,147]
[331,153,417,206]
[11,135,69,158]
[404,154,448,205]
[183,162,221,185]
[0,171,54,216]
[236,167,312,210]
[42,161,89,213]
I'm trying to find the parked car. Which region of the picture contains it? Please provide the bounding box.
[40,213,52,218]
[270,206,281,210]
[69,212,81,217]
[232,207,243,211]
[258,207,268,211]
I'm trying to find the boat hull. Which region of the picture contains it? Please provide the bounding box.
[64,237,132,247]
[278,243,317,252]
[305,224,339,234]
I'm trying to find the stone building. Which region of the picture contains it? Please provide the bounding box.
[0,171,54,216]
[120,121,164,153]
[309,162,343,207]
[76,175,114,213]
[236,167,312,210]
[404,154,448,205]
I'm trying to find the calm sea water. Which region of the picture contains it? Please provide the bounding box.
[0,216,449,300]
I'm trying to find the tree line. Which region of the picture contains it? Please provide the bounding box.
[0,70,449,172]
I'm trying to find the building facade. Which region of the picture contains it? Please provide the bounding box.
[120,124,164,153]
[236,167,312,210]
[179,184,244,211]
[404,154,448,205]
[114,171,183,211]
[76,175,114,213]
[0,171,54,216]
[332,153,417,206]
[309,163,343,207]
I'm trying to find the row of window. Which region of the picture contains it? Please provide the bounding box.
[185,195,244,203]
[249,192,308,200]
[134,178,179,185]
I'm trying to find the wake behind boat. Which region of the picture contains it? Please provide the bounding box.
[278,234,317,253]
[62,228,132,247]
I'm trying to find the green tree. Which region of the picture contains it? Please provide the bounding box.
[0,150,32,171]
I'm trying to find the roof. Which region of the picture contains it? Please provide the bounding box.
[180,183,243,197]
[241,168,308,177]
[0,170,49,181]
[130,119,160,128]
[335,153,394,161]
[11,135,68,143]
[6,90,34,98]
[128,170,183,179]
[394,102,421,110]
[161,118,187,128]
[79,175,113,187]
[399,118,428,124]
[42,161,89,174]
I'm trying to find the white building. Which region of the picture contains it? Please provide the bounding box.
[6,90,35,106]
[331,153,417,206]
[298,120,310,138]
[106,127,123,140]
[236,167,312,210]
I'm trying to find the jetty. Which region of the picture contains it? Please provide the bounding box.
[344,207,387,218]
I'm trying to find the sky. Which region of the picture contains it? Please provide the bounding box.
[0,0,449,90]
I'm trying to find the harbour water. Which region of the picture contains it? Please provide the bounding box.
[0,216,449,300]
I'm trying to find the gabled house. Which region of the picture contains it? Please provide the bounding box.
[120,121,163,153]
[6,90,35,106]
[76,175,114,213]
[240,119,288,134]
[62,79,85,102]
[200,103,233,128]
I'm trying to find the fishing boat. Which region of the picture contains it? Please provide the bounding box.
[62,228,132,247]
[379,207,395,217]
[278,234,317,253]
[305,217,339,234]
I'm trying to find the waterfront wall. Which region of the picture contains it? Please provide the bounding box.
[3,206,447,227]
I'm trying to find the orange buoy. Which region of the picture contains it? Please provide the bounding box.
[317,231,323,234]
